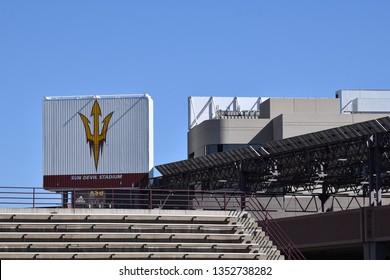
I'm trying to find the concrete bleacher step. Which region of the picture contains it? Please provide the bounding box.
[0,252,268,260]
[0,213,239,225]
[234,215,284,260]
[0,232,252,243]
[0,242,266,253]
[0,209,284,260]
[0,222,243,234]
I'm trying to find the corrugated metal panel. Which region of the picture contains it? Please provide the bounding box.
[156,146,260,176]
[43,95,153,189]
[188,96,267,130]
[352,98,390,113]
[338,90,390,113]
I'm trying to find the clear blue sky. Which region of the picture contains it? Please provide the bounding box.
[1,0,389,187]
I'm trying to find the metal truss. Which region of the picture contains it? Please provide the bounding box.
[152,118,390,211]
[245,137,372,194]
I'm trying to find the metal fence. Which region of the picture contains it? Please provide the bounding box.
[0,186,62,208]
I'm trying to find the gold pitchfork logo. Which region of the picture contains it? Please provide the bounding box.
[79,100,114,170]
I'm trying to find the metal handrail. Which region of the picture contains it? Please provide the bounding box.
[245,197,305,260]
[0,186,62,208]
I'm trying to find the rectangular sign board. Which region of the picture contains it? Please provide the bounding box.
[43,94,153,191]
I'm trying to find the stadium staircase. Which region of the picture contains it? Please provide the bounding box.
[0,208,284,260]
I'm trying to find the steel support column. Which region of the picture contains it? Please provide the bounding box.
[368,135,376,206]
[240,168,250,210]
[375,134,383,206]
[368,133,384,206]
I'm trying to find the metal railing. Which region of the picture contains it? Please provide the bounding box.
[0,186,62,208]
[246,196,306,260]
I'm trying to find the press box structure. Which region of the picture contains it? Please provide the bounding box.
[43,94,154,191]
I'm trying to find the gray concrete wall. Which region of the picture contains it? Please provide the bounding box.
[276,113,390,140]
[260,98,340,119]
[273,205,390,259]
[188,118,272,158]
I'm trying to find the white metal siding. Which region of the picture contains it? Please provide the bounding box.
[338,89,390,113]
[352,98,390,113]
[43,95,153,176]
[188,96,267,130]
